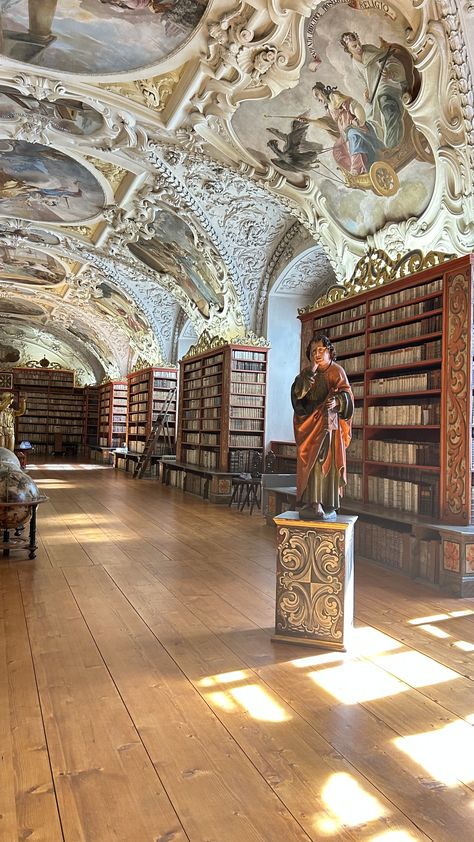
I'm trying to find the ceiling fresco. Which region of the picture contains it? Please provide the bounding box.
[232,4,436,239]
[0,0,471,381]
[1,0,209,75]
[0,244,66,285]
[0,140,105,222]
[128,209,225,319]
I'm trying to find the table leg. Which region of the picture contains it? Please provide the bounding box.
[28,505,38,559]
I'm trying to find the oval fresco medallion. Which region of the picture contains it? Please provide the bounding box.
[128,210,225,319]
[232,0,436,240]
[0,87,105,136]
[0,140,105,223]
[1,0,209,75]
[0,245,66,286]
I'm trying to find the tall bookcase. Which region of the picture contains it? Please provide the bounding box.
[177,341,269,473]
[299,252,474,596]
[12,367,84,455]
[83,386,99,449]
[126,367,177,455]
[98,380,127,448]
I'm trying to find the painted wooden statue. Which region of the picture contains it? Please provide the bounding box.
[291,334,353,520]
[0,392,26,452]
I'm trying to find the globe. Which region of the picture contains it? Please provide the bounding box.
[0,447,21,469]
[0,466,42,529]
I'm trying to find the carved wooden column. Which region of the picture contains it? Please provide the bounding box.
[273,511,357,650]
[440,267,473,525]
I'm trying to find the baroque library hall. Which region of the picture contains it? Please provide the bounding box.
[1,1,474,840]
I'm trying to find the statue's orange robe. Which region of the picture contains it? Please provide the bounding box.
[292,363,353,503]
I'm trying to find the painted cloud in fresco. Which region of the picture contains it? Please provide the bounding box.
[1,0,209,75]
[0,140,105,223]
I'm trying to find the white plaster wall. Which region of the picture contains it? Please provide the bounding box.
[265,293,313,446]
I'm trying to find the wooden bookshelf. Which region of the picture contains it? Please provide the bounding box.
[126,367,177,455]
[98,380,127,448]
[268,441,296,473]
[177,342,269,473]
[12,367,84,455]
[83,386,99,449]
[299,252,474,595]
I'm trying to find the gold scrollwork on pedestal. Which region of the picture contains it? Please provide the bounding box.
[444,271,469,520]
[276,526,344,641]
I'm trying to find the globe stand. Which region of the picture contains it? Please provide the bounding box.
[0,499,47,560]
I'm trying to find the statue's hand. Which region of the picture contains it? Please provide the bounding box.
[325,396,337,410]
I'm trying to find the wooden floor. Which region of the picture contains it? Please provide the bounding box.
[2,463,474,842]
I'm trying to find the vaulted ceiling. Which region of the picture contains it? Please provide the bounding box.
[0,0,472,383]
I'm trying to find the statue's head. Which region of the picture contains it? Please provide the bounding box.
[306,333,336,362]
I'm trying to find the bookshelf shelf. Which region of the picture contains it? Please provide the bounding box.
[299,253,474,594]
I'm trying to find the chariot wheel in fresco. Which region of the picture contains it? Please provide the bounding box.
[368,162,400,197]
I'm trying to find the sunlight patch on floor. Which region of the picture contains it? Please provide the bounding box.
[394,720,474,786]
[453,640,474,652]
[199,671,290,721]
[308,660,406,704]
[370,650,458,688]
[418,623,450,639]
[313,772,387,834]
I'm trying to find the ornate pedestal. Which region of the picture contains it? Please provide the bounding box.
[273,511,357,650]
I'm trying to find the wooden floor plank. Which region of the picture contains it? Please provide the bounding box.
[0,568,64,842]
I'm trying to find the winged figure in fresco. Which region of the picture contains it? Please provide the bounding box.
[266,120,324,173]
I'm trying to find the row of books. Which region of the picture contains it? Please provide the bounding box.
[312,302,365,330]
[367,404,440,425]
[369,339,441,369]
[232,350,266,361]
[345,472,363,500]
[229,434,263,447]
[367,440,440,465]
[368,278,443,312]
[229,448,262,473]
[369,295,442,327]
[334,335,364,355]
[231,395,265,407]
[348,432,363,460]
[369,315,441,347]
[231,360,266,372]
[329,317,365,338]
[355,522,406,569]
[230,419,263,431]
[231,383,266,395]
[369,370,441,394]
[352,407,363,425]
[202,375,222,387]
[367,476,438,515]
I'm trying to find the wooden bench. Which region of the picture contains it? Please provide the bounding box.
[161,460,239,503]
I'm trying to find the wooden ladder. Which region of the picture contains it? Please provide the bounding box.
[132,386,177,479]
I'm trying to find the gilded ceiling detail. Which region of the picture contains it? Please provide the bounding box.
[0,0,471,378]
